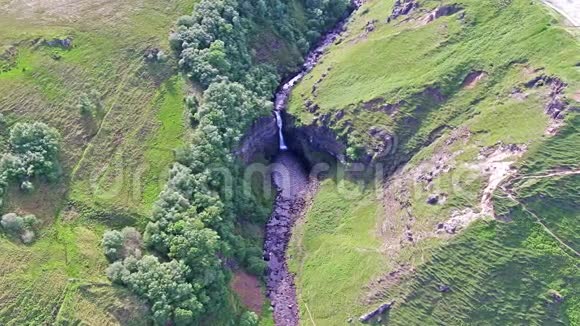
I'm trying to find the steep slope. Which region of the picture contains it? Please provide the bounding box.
[0,0,194,323]
[286,0,580,324]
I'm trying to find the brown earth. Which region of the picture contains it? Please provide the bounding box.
[231,270,264,314]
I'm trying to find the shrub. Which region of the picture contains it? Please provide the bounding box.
[102,230,124,261]
[0,122,61,188]
[1,213,24,233]
[22,214,39,229]
[102,227,143,261]
[20,229,35,244]
[106,261,129,284]
[239,311,259,326]
[77,90,103,117]
[1,212,38,243]
[20,180,34,192]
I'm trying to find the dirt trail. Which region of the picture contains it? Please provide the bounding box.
[518,169,580,180]
[506,192,579,257]
[505,168,580,257]
[264,152,313,326]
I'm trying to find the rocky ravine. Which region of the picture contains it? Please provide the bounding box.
[264,152,314,326]
[262,2,364,325]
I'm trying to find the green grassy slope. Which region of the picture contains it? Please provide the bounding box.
[287,0,580,324]
[0,0,194,323]
[288,0,579,158]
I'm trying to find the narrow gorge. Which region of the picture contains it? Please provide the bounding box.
[255,2,364,324]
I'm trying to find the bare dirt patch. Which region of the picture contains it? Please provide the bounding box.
[231,270,264,314]
[462,71,487,90]
[438,143,526,233]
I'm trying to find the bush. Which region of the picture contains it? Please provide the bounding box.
[1,213,24,233]
[0,122,61,195]
[23,214,39,229]
[102,230,124,261]
[1,212,38,243]
[239,311,259,326]
[77,90,103,117]
[102,227,143,261]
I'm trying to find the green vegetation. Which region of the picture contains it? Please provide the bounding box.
[103,0,354,324]
[285,0,580,324]
[288,179,385,323]
[1,212,39,243]
[288,0,579,160]
[0,122,61,206]
[0,0,196,323]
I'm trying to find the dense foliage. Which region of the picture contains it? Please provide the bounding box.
[105,0,350,323]
[0,122,61,208]
[1,212,39,243]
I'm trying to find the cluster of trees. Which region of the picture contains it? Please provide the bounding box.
[1,212,39,243]
[0,122,61,208]
[104,0,351,323]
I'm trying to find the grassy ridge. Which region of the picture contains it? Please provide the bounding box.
[287,0,579,154]
[286,0,580,324]
[288,179,385,323]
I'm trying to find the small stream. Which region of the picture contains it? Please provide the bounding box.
[265,2,363,325]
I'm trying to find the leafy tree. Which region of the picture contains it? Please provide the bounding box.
[103,227,143,261]
[0,122,61,190]
[106,255,204,324]
[1,212,39,243]
[102,0,352,323]
[1,213,24,233]
[102,230,124,261]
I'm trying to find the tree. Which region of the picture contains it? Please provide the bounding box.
[0,122,61,189]
[102,230,124,261]
[1,212,38,243]
[102,227,143,261]
[239,311,259,326]
[1,213,24,233]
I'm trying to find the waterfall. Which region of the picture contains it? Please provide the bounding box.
[275,110,288,150]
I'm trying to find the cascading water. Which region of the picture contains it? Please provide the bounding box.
[265,1,362,325]
[275,110,288,150]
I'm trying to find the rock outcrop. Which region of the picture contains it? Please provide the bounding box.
[422,4,463,24]
[235,115,279,163]
[388,0,419,22]
[284,113,348,165]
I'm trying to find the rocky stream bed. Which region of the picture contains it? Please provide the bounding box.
[263,1,363,325]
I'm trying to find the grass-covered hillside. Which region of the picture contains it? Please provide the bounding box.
[287,0,580,324]
[0,0,194,323]
[0,0,353,324]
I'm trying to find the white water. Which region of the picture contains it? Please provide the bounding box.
[271,0,363,152]
[275,110,288,150]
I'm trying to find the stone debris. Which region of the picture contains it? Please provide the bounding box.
[422,4,463,25]
[44,37,73,48]
[265,153,314,326]
[438,284,452,293]
[359,301,395,323]
[388,0,419,22]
